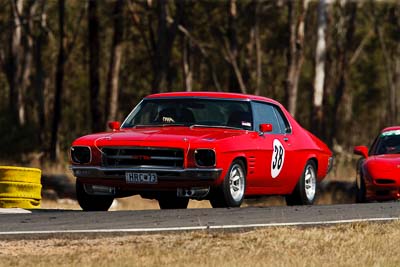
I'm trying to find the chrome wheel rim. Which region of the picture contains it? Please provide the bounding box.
[304,164,316,201]
[229,164,245,202]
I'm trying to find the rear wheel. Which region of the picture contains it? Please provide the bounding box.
[286,161,317,206]
[76,180,114,211]
[210,160,246,208]
[158,192,189,209]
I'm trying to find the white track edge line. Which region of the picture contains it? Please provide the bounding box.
[0,208,32,214]
[0,217,398,235]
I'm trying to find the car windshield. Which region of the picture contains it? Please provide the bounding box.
[121,98,253,130]
[372,130,400,155]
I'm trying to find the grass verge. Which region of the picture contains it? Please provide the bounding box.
[1,221,400,267]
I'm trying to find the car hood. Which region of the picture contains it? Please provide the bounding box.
[73,126,247,147]
[365,154,400,177]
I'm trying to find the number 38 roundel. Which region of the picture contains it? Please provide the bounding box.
[271,139,285,178]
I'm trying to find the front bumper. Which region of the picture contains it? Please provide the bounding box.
[71,166,222,184]
[366,179,400,201]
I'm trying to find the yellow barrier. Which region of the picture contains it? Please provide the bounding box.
[0,198,41,209]
[0,166,42,209]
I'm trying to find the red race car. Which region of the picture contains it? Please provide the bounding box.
[70,92,333,211]
[354,126,400,202]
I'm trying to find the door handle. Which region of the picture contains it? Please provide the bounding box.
[283,137,289,142]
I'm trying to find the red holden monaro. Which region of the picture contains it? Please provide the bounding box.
[354,126,400,202]
[70,92,333,211]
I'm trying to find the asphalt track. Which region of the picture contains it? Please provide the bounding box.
[0,202,399,237]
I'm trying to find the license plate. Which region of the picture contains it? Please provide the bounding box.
[125,172,158,184]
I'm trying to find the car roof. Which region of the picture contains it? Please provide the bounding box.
[146,91,281,106]
[381,126,400,133]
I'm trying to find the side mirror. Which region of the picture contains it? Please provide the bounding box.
[354,145,368,158]
[108,121,120,131]
[259,123,273,133]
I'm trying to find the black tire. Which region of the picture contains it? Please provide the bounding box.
[210,160,246,208]
[355,176,367,203]
[76,180,114,211]
[355,171,367,203]
[355,158,367,203]
[157,192,189,209]
[286,161,317,206]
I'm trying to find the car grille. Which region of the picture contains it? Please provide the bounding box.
[101,147,184,168]
[375,179,395,185]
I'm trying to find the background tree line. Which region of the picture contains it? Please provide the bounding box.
[0,0,399,162]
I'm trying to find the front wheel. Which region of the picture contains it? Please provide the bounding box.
[210,160,246,208]
[355,171,367,203]
[76,180,114,211]
[286,161,317,206]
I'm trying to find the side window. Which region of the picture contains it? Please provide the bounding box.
[252,102,282,134]
[272,106,291,134]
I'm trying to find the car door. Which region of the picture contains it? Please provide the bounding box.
[269,105,296,187]
[250,101,294,188]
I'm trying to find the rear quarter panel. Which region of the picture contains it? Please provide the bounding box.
[283,110,332,185]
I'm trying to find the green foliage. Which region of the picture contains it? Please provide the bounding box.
[0,1,399,161]
[0,111,39,159]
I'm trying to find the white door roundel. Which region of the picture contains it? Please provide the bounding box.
[271,139,285,178]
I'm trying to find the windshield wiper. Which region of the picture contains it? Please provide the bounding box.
[190,124,242,130]
[132,123,187,128]
[160,123,187,127]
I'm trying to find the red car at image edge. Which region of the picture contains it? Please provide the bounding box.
[354,126,400,202]
[70,92,333,211]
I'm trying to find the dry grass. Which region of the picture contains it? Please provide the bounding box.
[1,221,400,267]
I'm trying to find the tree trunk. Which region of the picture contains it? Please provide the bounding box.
[33,1,48,145]
[18,27,34,127]
[4,1,39,128]
[375,9,400,126]
[7,0,23,123]
[88,0,102,132]
[168,15,221,92]
[105,0,124,125]
[285,0,309,118]
[151,0,182,93]
[329,1,357,147]
[181,3,192,93]
[311,0,327,136]
[50,0,66,161]
[182,34,192,92]
[151,0,167,93]
[395,44,400,124]
[226,0,247,94]
[227,0,239,93]
[254,0,262,96]
[16,1,37,126]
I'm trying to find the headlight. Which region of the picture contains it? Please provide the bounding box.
[71,146,91,164]
[194,149,216,167]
